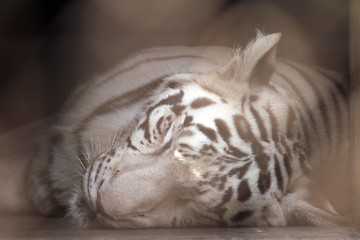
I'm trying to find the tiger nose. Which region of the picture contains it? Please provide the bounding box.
[94,169,174,219]
[94,177,149,219]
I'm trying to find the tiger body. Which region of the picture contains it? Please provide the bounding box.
[27,33,349,228]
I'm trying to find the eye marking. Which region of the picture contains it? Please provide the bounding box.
[156,117,164,134]
[179,143,193,150]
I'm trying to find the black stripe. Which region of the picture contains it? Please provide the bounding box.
[212,187,233,218]
[328,91,339,152]
[286,62,332,141]
[97,55,216,88]
[274,156,284,192]
[330,91,345,153]
[318,98,331,140]
[276,71,318,139]
[183,116,193,127]
[94,160,103,182]
[108,149,116,157]
[225,146,248,159]
[237,179,252,202]
[252,142,269,171]
[217,175,227,191]
[265,107,279,142]
[191,97,215,109]
[179,143,193,150]
[200,144,218,155]
[249,105,269,142]
[250,138,271,195]
[74,77,164,137]
[181,153,199,159]
[258,170,271,194]
[179,130,195,138]
[233,114,256,142]
[171,104,186,116]
[297,108,312,154]
[286,106,297,139]
[299,152,310,176]
[310,66,349,100]
[283,152,292,177]
[138,119,151,144]
[166,80,184,89]
[151,90,184,109]
[231,210,254,222]
[214,118,231,143]
[228,162,251,179]
[197,124,218,142]
[65,53,215,116]
[332,80,349,101]
[220,155,251,164]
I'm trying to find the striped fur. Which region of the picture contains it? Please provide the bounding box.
[27,33,349,228]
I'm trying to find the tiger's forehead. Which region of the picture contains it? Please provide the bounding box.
[146,81,244,123]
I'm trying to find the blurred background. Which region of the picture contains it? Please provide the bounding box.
[0,0,348,132]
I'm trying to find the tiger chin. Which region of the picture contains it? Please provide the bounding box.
[25,32,350,228]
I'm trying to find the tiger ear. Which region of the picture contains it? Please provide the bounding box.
[220,32,281,90]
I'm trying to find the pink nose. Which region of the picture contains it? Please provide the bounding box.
[93,168,174,221]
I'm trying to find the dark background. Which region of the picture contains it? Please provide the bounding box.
[0,0,348,131]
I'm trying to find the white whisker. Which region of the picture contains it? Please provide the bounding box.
[90,135,95,157]
[74,168,85,178]
[81,138,91,162]
[78,160,86,172]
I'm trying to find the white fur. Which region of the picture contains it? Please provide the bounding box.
[20,33,349,228]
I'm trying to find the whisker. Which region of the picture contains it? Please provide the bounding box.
[76,156,86,171]
[74,168,85,178]
[96,135,102,154]
[90,135,96,157]
[81,139,91,162]
[111,131,119,149]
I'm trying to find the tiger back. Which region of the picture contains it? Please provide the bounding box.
[26,33,350,228]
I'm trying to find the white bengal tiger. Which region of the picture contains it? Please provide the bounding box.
[25,32,349,228]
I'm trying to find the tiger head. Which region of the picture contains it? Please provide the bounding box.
[73,33,341,228]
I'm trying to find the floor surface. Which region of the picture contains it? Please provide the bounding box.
[0,215,358,240]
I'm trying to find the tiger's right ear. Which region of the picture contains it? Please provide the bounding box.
[219,32,281,91]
